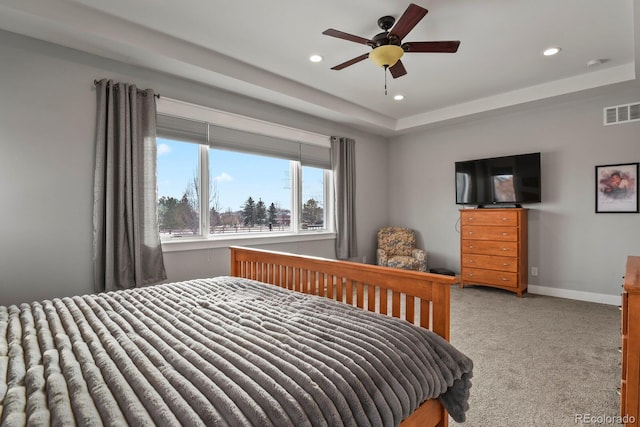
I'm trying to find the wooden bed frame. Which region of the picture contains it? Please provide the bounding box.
[229,246,459,427]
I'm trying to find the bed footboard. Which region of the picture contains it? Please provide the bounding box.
[229,246,457,340]
[230,246,456,427]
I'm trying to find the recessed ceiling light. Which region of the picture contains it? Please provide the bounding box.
[309,54,323,63]
[394,94,404,101]
[542,47,561,56]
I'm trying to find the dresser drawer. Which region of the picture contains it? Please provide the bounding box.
[461,267,518,288]
[460,210,519,226]
[461,226,519,241]
[461,240,518,257]
[462,254,518,272]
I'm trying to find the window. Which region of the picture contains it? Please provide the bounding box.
[301,166,325,230]
[209,148,292,234]
[155,101,333,242]
[157,139,200,238]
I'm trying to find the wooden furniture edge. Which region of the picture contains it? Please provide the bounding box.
[399,398,447,427]
[623,256,640,426]
[229,246,455,427]
[626,256,640,291]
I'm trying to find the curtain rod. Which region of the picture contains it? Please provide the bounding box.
[93,79,161,99]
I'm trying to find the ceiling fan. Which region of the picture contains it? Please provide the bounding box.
[322,3,460,80]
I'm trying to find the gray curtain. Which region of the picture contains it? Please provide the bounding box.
[331,136,357,259]
[93,79,166,292]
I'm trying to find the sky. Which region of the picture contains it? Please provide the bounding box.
[157,139,324,212]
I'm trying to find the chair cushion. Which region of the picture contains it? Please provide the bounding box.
[387,255,421,271]
[377,227,416,257]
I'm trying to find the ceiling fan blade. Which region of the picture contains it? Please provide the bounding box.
[389,60,407,79]
[403,41,461,53]
[331,53,370,70]
[389,3,428,41]
[322,29,372,46]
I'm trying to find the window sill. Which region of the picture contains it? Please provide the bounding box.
[161,231,336,252]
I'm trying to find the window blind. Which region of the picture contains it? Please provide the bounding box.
[156,114,331,169]
[156,114,208,145]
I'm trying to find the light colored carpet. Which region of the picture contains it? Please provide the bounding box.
[448,285,621,427]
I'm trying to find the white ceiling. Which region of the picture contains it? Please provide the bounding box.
[0,0,637,135]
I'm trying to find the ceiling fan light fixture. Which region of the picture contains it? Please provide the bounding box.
[369,45,404,68]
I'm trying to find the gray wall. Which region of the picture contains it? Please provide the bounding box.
[0,31,388,305]
[2,28,638,305]
[388,83,640,298]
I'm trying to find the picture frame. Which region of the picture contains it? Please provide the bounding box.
[595,162,639,213]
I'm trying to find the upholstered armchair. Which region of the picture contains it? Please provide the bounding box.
[376,226,427,272]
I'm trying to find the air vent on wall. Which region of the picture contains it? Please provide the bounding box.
[604,102,640,125]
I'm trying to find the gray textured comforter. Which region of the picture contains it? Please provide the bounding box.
[0,276,472,426]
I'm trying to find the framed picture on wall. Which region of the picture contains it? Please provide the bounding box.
[595,162,639,213]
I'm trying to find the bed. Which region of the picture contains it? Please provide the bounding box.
[0,246,472,427]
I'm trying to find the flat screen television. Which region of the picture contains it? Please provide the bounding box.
[455,152,541,206]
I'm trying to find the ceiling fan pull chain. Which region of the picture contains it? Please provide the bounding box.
[384,66,388,95]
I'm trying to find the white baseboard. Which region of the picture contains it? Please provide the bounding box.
[528,285,620,306]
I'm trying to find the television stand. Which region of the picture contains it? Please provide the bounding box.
[459,208,528,297]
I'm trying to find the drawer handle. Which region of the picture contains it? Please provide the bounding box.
[468,231,474,235]
[468,260,474,263]
[503,263,510,266]
[467,273,474,277]
[502,278,509,281]
[502,248,510,251]
[502,217,509,221]
[469,246,475,249]
[502,232,509,236]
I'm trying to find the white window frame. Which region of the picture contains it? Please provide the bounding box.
[157,98,336,252]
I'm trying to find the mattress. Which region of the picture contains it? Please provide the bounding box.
[0,276,472,426]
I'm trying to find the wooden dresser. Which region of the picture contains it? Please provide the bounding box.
[459,208,528,297]
[621,255,640,426]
